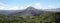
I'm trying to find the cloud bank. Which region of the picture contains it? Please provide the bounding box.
[0,2,60,10]
[48,5,60,9]
[0,3,43,10]
[0,3,25,10]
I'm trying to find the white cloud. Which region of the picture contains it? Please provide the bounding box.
[0,3,25,10]
[0,2,44,10]
[25,3,44,9]
[2,2,59,10]
[7,6,19,10]
[33,3,43,9]
[25,4,32,8]
[0,6,24,10]
[48,5,60,9]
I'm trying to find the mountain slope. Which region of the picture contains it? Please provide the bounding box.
[10,6,44,16]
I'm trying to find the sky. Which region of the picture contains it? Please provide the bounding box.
[0,0,60,10]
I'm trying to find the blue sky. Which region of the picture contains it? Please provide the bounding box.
[0,0,60,10]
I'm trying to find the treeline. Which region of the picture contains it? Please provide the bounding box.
[40,12,60,23]
[0,14,40,23]
[0,12,60,23]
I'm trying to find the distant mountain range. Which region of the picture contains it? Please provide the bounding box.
[0,10,24,15]
[0,6,60,16]
[44,8,60,12]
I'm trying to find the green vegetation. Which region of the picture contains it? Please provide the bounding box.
[40,12,55,23]
[40,12,60,23]
[0,12,60,23]
[0,14,40,23]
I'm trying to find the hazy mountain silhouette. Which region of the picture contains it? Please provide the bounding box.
[9,6,44,16]
[0,10,24,15]
[0,7,60,15]
[44,7,60,12]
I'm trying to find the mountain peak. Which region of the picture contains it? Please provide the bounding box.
[26,6,36,10]
[9,6,44,16]
[27,6,35,9]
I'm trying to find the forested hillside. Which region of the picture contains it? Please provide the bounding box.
[40,12,60,23]
[0,12,60,23]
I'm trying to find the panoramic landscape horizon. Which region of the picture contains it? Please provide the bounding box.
[0,0,60,23]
